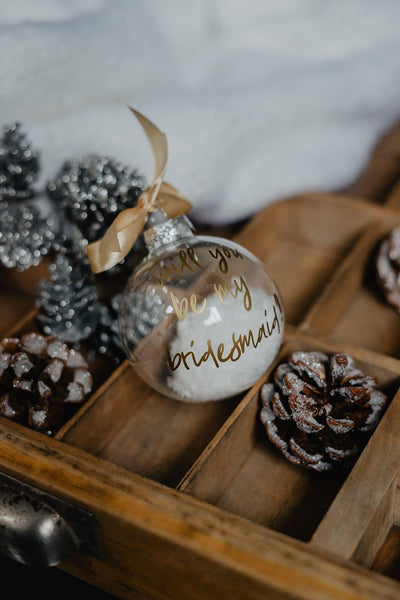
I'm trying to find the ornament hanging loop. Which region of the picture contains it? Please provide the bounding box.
[86,108,191,274]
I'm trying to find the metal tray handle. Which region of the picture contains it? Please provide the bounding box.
[0,472,100,566]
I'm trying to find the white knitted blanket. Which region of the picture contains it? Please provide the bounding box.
[1,0,400,223]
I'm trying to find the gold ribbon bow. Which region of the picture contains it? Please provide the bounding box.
[86,108,192,273]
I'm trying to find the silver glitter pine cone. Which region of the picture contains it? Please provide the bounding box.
[0,123,40,201]
[47,155,145,243]
[0,200,56,270]
[37,241,100,344]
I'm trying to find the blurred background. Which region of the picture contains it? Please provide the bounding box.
[2,0,400,225]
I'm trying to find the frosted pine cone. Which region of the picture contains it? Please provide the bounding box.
[260,351,386,472]
[0,334,92,433]
[376,226,400,312]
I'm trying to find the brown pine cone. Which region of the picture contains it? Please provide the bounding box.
[260,351,386,472]
[0,333,92,433]
[376,226,400,312]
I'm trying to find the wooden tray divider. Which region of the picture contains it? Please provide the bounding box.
[385,177,400,210]
[232,193,381,326]
[300,219,383,337]
[301,211,400,357]
[55,360,130,440]
[59,359,241,487]
[4,191,400,597]
[311,387,400,569]
[2,305,38,338]
[179,330,399,543]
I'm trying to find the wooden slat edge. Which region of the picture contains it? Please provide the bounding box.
[0,419,399,600]
[55,360,130,440]
[177,340,293,493]
[3,307,37,338]
[284,327,400,376]
[386,178,400,210]
[300,219,382,335]
[311,389,400,566]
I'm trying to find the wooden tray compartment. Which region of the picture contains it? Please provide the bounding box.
[178,330,399,543]
[311,370,400,571]
[373,525,400,582]
[0,288,35,337]
[58,362,240,487]
[234,193,378,325]
[3,192,400,599]
[303,209,400,357]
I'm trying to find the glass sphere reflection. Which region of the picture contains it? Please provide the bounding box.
[120,217,284,402]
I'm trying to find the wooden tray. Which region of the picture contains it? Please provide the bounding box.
[2,191,400,599]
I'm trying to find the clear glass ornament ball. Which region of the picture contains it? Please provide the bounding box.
[120,215,284,402]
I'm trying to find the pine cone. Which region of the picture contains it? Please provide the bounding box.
[0,201,56,270]
[37,239,100,344]
[47,155,144,244]
[120,289,164,349]
[376,226,400,312]
[91,294,125,364]
[0,123,40,200]
[0,333,92,434]
[260,351,386,472]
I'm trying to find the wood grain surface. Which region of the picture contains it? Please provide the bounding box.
[2,190,400,598]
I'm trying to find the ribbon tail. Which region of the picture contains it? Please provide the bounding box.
[86,206,147,273]
[128,107,168,197]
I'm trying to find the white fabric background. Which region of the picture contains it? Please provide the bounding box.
[1,0,400,224]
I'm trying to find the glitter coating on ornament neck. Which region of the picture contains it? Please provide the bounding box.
[144,215,194,254]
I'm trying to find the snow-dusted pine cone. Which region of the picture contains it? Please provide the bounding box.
[260,351,386,472]
[376,226,400,312]
[0,333,92,434]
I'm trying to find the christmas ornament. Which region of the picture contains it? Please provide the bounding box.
[120,213,284,401]
[0,123,40,201]
[260,351,386,472]
[86,109,284,402]
[0,200,56,270]
[37,237,99,343]
[47,154,145,244]
[0,333,92,434]
[376,225,400,312]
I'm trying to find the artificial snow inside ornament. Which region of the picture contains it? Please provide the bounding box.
[86,109,284,402]
[120,212,284,401]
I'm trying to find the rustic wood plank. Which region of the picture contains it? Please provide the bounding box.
[0,290,34,337]
[60,361,239,487]
[372,526,400,582]
[311,387,400,567]
[352,476,397,568]
[302,211,400,357]
[386,178,400,210]
[2,191,400,598]
[0,419,399,600]
[233,192,379,325]
[180,331,398,545]
[0,258,50,296]
[344,118,400,203]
